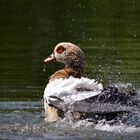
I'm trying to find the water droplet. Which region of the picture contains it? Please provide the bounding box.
[43,64,46,72]
[133,34,136,38]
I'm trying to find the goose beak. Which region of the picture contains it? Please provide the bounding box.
[44,53,56,63]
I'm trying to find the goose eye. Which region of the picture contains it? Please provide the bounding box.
[56,46,66,54]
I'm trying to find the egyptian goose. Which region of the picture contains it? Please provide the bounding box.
[43,42,139,123]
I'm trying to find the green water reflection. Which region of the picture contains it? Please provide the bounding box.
[0,0,140,98]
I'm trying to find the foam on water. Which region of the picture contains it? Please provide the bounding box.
[95,123,140,133]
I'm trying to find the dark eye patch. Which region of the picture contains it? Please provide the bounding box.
[56,46,66,54]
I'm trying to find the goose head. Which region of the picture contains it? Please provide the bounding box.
[44,42,85,74]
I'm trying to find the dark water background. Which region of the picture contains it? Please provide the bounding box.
[0,0,140,139]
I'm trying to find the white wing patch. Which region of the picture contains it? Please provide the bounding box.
[44,76,103,103]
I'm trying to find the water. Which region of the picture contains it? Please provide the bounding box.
[0,0,140,139]
[1,99,140,140]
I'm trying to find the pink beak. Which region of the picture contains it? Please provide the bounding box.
[44,53,56,63]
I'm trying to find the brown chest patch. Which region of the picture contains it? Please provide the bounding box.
[49,68,82,82]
